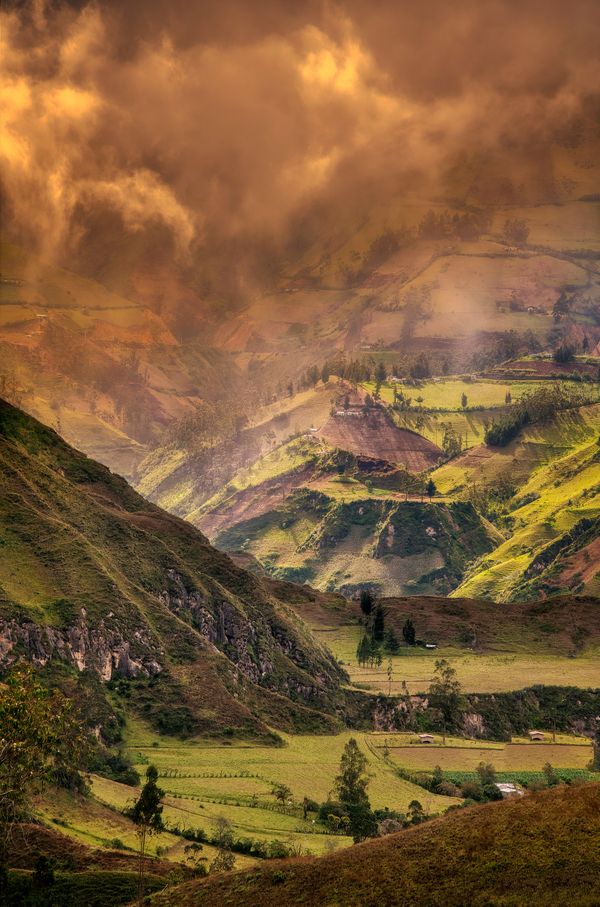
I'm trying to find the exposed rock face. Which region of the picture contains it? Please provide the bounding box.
[0,609,162,681]
[158,569,338,704]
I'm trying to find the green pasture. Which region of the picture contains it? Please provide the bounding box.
[313,625,600,694]
[118,723,457,830]
[384,742,592,772]
[363,379,546,411]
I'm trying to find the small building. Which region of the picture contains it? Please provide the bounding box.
[528,730,545,741]
[425,643,437,650]
[418,734,435,744]
[495,783,524,799]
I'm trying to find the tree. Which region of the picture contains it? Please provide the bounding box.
[402,618,416,647]
[426,478,436,501]
[210,816,236,873]
[502,218,529,246]
[442,425,462,458]
[372,604,386,642]
[543,762,560,787]
[321,363,331,384]
[505,390,512,405]
[384,627,400,654]
[410,353,431,380]
[127,765,164,904]
[476,762,497,788]
[374,362,387,398]
[589,726,600,772]
[0,664,85,897]
[553,344,575,363]
[368,637,382,667]
[335,739,376,842]
[427,659,466,744]
[407,799,425,824]
[272,783,292,807]
[461,392,468,409]
[183,842,208,876]
[356,635,370,666]
[359,588,375,617]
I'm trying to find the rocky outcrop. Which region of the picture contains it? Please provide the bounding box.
[0,608,162,680]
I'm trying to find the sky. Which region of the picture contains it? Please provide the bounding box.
[1,0,599,284]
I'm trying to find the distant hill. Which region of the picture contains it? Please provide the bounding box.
[151,782,600,907]
[0,398,348,740]
[433,403,600,601]
[195,436,498,597]
[317,404,442,472]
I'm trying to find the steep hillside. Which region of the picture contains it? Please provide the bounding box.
[440,406,600,601]
[135,382,339,517]
[0,242,252,477]
[317,404,442,471]
[152,783,600,907]
[212,490,497,597]
[0,399,348,740]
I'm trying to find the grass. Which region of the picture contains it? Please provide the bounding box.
[384,742,592,772]
[314,625,600,694]
[363,379,546,411]
[120,721,458,819]
[454,431,600,600]
[149,783,600,906]
[35,785,256,869]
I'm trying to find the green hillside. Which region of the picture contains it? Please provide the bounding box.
[442,405,600,601]
[151,782,600,907]
[0,398,349,740]
[182,377,599,599]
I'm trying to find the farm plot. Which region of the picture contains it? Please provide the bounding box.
[384,742,592,772]
[314,626,600,694]
[116,722,458,851]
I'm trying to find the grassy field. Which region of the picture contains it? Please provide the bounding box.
[90,720,461,854]
[34,785,248,868]
[363,378,546,411]
[314,625,600,694]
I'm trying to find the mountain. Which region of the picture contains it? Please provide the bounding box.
[0,241,258,478]
[2,189,599,489]
[0,398,349,740]
[164,383,600,599]
[433,403,600,600]
[150,782,600,907]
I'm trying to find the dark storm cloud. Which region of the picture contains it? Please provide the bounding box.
[1,0,599,264]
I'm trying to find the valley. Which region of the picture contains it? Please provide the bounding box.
[2,3,600,900]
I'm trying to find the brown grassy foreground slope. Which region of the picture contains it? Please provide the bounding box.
[151,783,600,907]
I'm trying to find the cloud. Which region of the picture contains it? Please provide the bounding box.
[1,0,598,279]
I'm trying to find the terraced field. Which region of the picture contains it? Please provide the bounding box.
[45,722,457,860]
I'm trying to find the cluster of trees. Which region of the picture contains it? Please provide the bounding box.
[418,208,492,242]
[321,739,429,842]
[470,329,540,372]
[357,594,433,668]
[169,400,249,453]
[502,218,530,246]
[485,384,588,448]
[463,474,517,522]
[404,759,564,804]
[553,343,576,364]
[356,591,401,665]
[337,228,411,286]
[0,665,87,898]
